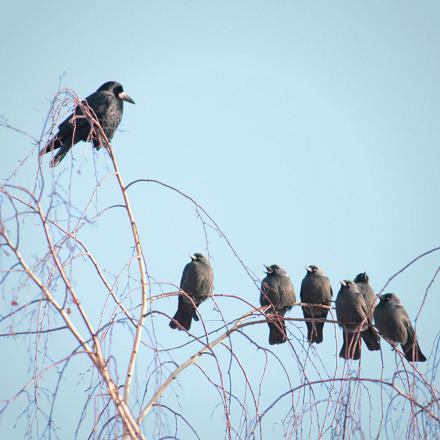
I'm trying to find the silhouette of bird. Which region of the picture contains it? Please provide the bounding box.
[169,253,213,331]
[260,264,296,345]
[374,293,426,362]
[40,81,135,166]
[353,272,376,318]
[353,271,381,351]
[336,280,380,360]
[300,265,332,344]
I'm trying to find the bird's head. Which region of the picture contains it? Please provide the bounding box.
[339,280,358,291]
[306,265,324,275]
[379,293,399,304]
[354,271,369,283]
[97,81,135,104]
[190,253,209,264]
[264,264,286,275]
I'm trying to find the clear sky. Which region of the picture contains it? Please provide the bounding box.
[1,1,439,439]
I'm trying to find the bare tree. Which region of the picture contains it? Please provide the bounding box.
[1,90,439,439]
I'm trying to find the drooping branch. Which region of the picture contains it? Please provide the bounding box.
[0,214,144,440]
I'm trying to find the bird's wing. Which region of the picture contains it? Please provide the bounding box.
[299,279,305,302]
[260,280,276,307]
[83,92,112,121]
[281,277,296,307]
[55,98,94,140]
[335,296,342,322]
[196,265,214,297]
[396,304,411,320]
[397,306,415,341]
[181,262,213,302]
[180,263,191,289]
[403,319,416,344]
[358,297,370,321]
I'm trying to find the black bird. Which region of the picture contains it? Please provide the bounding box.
[336,280,380,360]
[260,264,296,345]
[300,265,332,344]
[353,272,376,318]
[353,271,381,351]
[40,81,135,167]
[170,253,214,331]
[374,293,426,362]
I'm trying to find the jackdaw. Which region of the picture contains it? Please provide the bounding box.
[374,293,426,362]
[260,264,296,345]
[300,265,332,344]
[40,81,135,167]
[169,253,213,331]
[336,280,380,360]
[353,272,376,319]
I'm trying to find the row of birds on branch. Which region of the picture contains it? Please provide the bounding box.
[37,82,426,363]
[169,254,426,363]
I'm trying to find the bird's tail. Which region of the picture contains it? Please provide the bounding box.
[307,321,324,344]
[402,338,427,362]
[340,331,361,360]
[361,326,380,351]
[169,299,194,331]
[268,315,287,345]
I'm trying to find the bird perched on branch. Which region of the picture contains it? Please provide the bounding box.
[260,264,296,345]
[374,293,426,362]
[169,253,213,331]
[336,280,380,360]
[353,272,376,319]
[300,265,332,344]
[40,81,135,167]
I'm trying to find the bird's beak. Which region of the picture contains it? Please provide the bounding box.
[190,254,197,261]
[119,92,135,104]
[306,266,312,272]
[264,265,272,274]
[340,280,347,287]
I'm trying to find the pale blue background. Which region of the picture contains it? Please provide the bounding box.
[1,1,439,439]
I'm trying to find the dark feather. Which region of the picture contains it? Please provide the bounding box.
[339,331,361,360]
[402,322,427,362]
[361,326,380,351]
[268,316,288,345]
[40,81,133,166]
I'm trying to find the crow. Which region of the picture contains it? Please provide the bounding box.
[170,253,213,331]
[374,293,426,362]
[260,264,296,345]
[40,81,135,166]
[300,265,332,344]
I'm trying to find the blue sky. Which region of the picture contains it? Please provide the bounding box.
[1,1,439,438]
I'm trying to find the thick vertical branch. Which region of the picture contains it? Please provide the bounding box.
[93,131,148,405]
[76,102,149,405]
[107,150,148,403]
